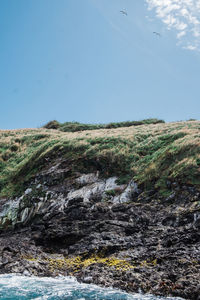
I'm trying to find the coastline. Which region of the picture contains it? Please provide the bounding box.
[0,171,199,300]
[0,122,199,300]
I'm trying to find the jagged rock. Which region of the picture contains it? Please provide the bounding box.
[75,173,99,186]
[25,188,32,195]
[0,161,200,300]
[67,181,105,203]
[113,180,139,203]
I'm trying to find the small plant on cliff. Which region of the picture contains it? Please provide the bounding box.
[105,190,117,197]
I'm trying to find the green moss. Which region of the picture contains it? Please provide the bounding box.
[105,190,117,197]
[196,158,200,166]
[116,175,132,185]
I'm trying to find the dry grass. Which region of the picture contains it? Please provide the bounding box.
[0,120,199,197]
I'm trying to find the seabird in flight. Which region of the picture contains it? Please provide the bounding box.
[153,31,161,37]
[120,10,128,16]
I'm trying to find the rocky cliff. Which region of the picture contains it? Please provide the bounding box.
[0,120,200,299]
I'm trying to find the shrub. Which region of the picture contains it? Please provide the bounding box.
[43,119,165,132]
[43,120,60,129]
[10,144,19,152]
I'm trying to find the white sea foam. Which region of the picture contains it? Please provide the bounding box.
[0,274,184,300]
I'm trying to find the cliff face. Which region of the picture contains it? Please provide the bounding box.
[0,121,200,299]
[0,156,200,299]
[0,159,139,229]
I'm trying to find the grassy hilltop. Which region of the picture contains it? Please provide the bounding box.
[0,119,199,198]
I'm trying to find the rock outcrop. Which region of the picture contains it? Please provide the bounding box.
[0,158,200,300]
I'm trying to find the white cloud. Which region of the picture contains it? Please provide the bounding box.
[146,0,200,51]
[177,31,186,39]
[184,45,197,50]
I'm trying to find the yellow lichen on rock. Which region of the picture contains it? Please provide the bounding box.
[65,255,135,272]
[44,254,135,273]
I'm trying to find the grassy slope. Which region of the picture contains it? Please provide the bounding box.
[0,120,200,198]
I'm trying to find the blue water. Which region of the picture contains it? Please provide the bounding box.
[0,275,184,300]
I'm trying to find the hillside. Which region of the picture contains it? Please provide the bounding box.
[0,119,200,299]
[0,120,199,198]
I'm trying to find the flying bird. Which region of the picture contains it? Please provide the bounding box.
[120,10,128,16]
[153,31,161,37]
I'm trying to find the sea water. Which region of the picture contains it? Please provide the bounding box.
[0,275,184,300]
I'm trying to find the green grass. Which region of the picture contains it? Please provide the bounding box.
[0,120,199,198]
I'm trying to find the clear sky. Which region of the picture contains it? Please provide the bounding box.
[0,0,200,129]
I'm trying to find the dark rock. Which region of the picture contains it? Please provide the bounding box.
[0,164,199,300]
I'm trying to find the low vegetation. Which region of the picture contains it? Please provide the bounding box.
[43,118,164,132]
[0,120,199,197]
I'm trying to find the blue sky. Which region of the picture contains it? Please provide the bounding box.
[0,0,200,129]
